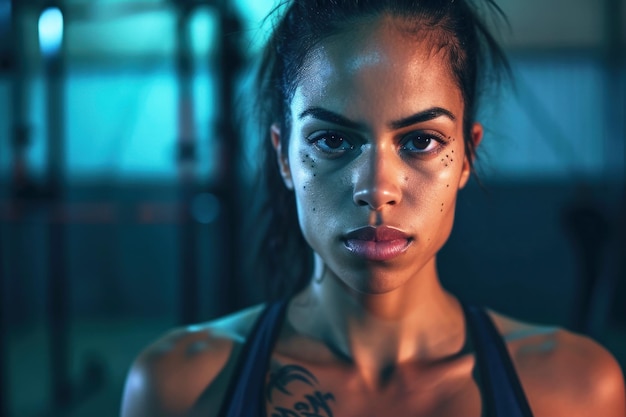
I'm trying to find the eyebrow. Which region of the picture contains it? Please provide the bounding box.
[298,107,365,130]
[298,106,456,130]
[389,107,456,129]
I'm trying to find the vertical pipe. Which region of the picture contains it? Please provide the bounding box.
[213,1,242,314]
[41,4,71,409]
[0,213,5,417]
[604,0,626,325]
[604,0,624,179]
[0,202,5,414]
[1,1,11,413]
[8,0,33,348]
[4,1,24,415]
[176,4,199,325]
[8,1,29,199]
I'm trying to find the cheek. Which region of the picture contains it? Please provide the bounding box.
[290,148,326,217]
[438,137,459,169]
[415,148,465,215]
[435,168,460,214]
[290,147,355,244]
[438,138,467,190]
[295,152,316,198]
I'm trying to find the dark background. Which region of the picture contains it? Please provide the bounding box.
[1,0,625,416]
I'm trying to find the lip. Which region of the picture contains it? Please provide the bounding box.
[343,226,413,262]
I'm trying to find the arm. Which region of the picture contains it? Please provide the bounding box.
[120,304,265,417]
[513,329,626,417]
[492,312,625,417]
[120,328,236,417]
[583,341,626,417]
[120,355,164,417]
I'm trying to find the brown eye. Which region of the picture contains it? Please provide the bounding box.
[308,131,354,154]
[409,135,431,150]
[324,133,345,149]
[400,132,444,154]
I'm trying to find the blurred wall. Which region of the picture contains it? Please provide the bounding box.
[0,0,624,326]
[0,1,625,415]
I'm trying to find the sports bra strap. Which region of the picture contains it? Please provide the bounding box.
[218,300,288,417]
[462,303,535,417]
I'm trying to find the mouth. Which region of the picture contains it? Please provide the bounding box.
[343,226,413,262]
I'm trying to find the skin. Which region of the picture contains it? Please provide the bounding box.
[121,15,626,417]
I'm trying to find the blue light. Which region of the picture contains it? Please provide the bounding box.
[0,1,10,38]
[38,7,64,57]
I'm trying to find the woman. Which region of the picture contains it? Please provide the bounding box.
[121,1,626,416]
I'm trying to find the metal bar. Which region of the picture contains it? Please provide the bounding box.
[9,0,30,198]
[43,3,72,408]
[175,3,199,324]
[0,0,11,417]
[1,1,12,412]
[213,1,243,314]
[4,1,26,415]
[604,0,626,327]
[0,217,6,417]
[604,0,624,178]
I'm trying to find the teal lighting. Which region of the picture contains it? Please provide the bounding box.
[38,7,64,57]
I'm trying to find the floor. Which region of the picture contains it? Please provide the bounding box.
[5,316,175,417]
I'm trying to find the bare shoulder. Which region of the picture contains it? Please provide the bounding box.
[489,311,626,417]
[121,303,266,417]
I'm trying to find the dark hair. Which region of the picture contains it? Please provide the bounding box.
[251,0,510,301]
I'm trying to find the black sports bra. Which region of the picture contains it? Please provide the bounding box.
[218,300,534,417]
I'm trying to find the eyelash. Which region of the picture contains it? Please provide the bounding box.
[306,130,448,157]
[306,131,355,155]
[399,131,447,156]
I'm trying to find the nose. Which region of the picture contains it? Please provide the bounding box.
[352,147,402,210]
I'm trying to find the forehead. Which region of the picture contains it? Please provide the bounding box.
[292,16,463,121]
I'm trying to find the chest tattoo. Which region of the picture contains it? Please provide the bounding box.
[266,364,336,417]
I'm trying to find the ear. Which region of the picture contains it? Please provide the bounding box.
[271,124,294,190]
[458,122,483,189]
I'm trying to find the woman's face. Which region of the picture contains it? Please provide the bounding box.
[273,16,481,294]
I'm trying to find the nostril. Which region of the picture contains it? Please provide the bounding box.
[353,186,400,209]
[355,197,397,209]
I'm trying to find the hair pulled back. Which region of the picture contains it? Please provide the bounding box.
[251,0,510,301]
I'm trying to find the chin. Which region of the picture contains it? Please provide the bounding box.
[338,272,408,296]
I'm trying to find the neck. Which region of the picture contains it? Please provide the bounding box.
[287,256,466,386]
